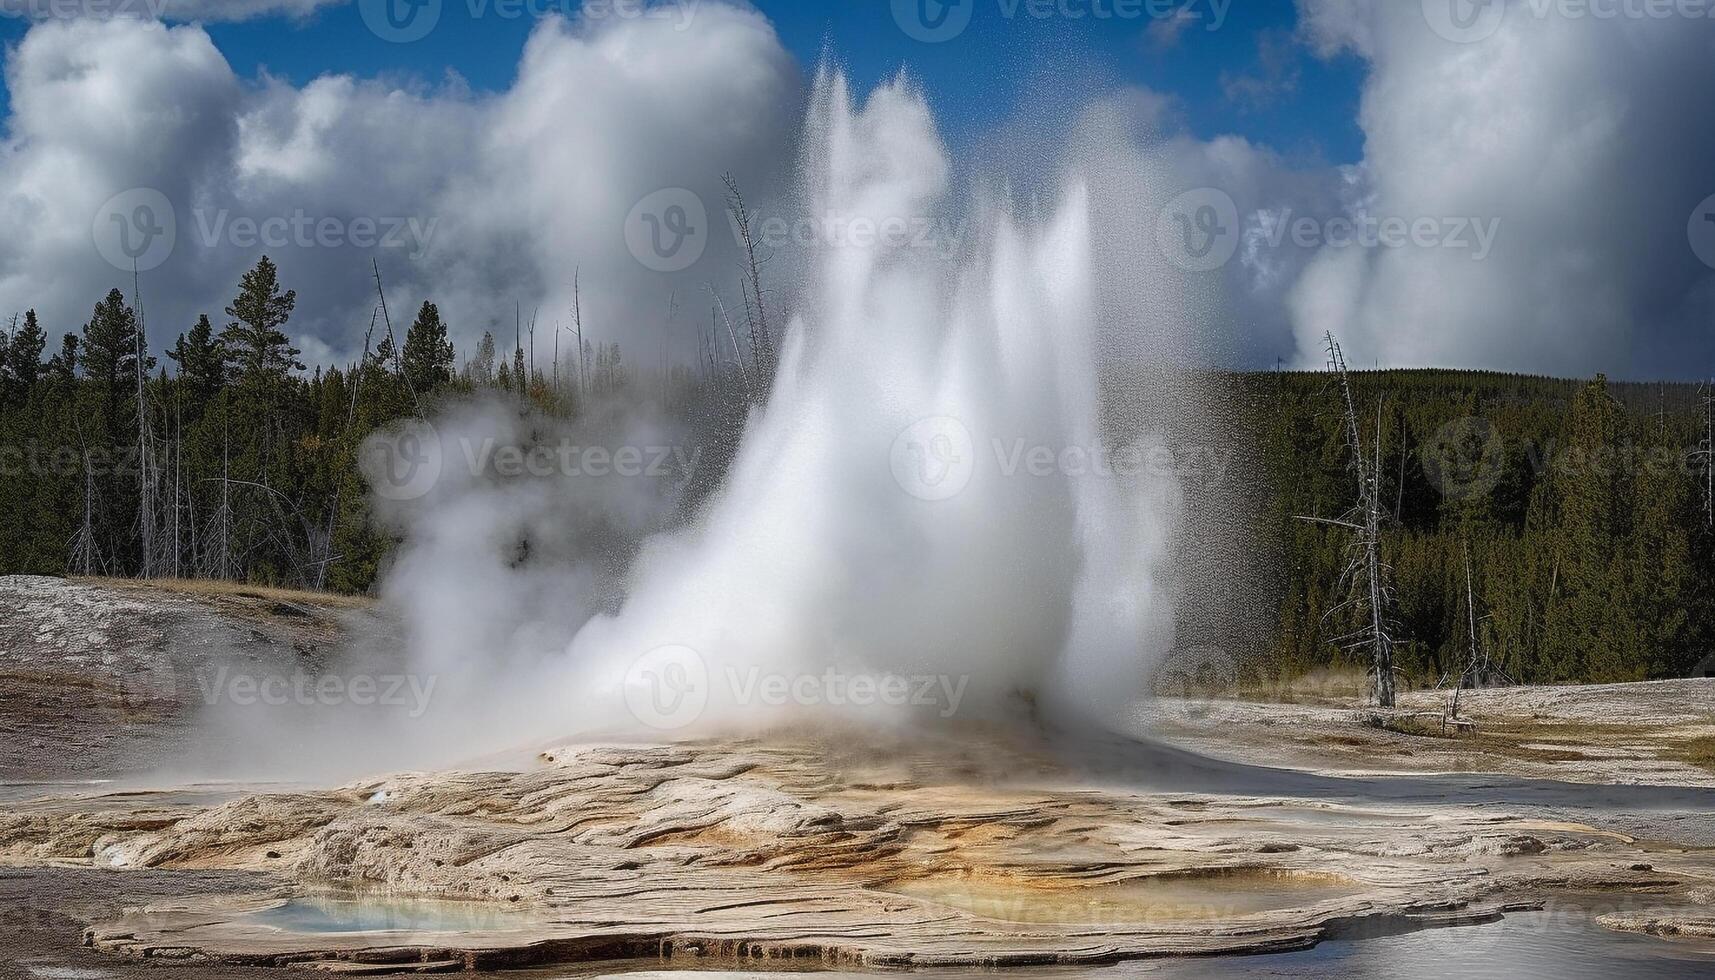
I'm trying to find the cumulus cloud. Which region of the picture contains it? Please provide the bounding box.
[1285,0,1715,378]
[1219,28,1303,111]
[0,0,340,21]
[0,4,801,368]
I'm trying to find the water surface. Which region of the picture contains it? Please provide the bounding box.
[249,894,537,935]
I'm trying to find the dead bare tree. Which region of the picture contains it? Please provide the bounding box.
[132,263,160,578]
[201,417,235,581]
[1696,379,1714,531]
[573,268,587,397]
[68,421,103,577]
[1440,538,1510,730]
[708,285,753,400]
[723,173,773,380]
[1295,332,1399,708]
[372,259,419,412]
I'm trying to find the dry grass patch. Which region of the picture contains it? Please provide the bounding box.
[76,577,373,610]
[1673,736,1715,772]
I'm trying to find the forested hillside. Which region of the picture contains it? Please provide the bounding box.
[0,256,716,595]
[1239,369,1713,687]
[1,259,1710,687]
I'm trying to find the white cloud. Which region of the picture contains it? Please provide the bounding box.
[0,5,801,369]
[1286,0,1715,378]
[0,0,341,21]
[1144,8,1198,50]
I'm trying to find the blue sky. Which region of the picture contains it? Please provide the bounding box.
[0,0,1365,164]
[5,1,1708,379]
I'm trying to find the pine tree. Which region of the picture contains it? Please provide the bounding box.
[81,289,151,436]
[402,301,455,394]
[221,256,302,383]
[467,331,496,386]
[168,314,225,413]
[8,310,46,392]
[47,333,79,384]
[1542,376,1629,680]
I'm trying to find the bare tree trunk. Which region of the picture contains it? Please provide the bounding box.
[709,286,752,400]
[133,265,156,579]
[573,268,587,398]
[373,259,419,412]
[69,419,102,577]
[1301,332,1398,708]
[1699,379,1714,531]
[723,173,773,379]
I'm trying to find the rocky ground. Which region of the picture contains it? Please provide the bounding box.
[0,576,380,786]
[0,576,1712,977]
[1143,678,1715,790]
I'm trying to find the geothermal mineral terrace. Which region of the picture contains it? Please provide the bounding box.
[2,727,1711,972]
[3,578,1712,974]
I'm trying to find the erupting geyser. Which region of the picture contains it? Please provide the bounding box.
[569,70,1181,732]
[208,69,1202,776]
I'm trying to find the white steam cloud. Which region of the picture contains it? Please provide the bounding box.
[1287,0,1715,376]
[0,6,800,364]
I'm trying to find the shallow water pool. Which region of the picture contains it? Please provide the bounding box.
[876,868,1363,925]
[247,894,538,935]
